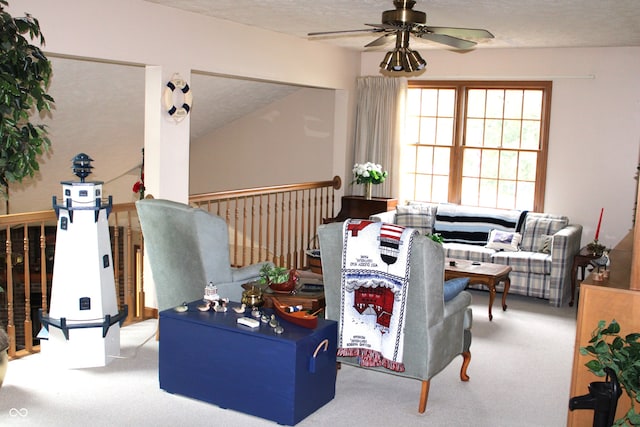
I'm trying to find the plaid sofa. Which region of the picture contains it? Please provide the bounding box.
[371,202,583,307]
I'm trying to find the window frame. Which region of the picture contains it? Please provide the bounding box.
[405,80,552,212]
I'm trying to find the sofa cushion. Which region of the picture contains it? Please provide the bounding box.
[395,204,435,235]
[486,230,521,252]
[491,251,552,275]
[443,243,495,263]
[434,204,523,246]
[520,213,568,252]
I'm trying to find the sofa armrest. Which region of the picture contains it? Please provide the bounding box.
[548,224,583,306]
[370,210,396,223]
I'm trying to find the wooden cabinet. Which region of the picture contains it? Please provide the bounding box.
[567,175,640,426]
[330,195,397,222]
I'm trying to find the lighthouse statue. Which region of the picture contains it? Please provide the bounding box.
[40,153,127,368]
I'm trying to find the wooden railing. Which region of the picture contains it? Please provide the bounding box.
[0,177,340,359]
[189,176,341,269]
[0,203,144,359]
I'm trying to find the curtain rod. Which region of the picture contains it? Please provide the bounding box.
[418,74,596,80]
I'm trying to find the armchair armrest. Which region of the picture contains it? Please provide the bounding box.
[230,261,273,283]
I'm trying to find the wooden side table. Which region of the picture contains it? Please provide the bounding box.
[569,246,601,307]
[329,195,397,222]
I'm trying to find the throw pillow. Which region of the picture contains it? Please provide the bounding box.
[520,214,569,252]
[486,229,521,251]
[395,204,434,235]
[538,234,552,254]
[444,277,469,302]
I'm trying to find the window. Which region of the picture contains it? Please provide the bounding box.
[401,81,552,212]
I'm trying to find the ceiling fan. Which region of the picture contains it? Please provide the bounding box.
[308,0,494,73]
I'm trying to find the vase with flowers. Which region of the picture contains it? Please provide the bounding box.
[352,162,388,200]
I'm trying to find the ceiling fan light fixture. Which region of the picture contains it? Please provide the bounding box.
[406,49,426,71]
[390,49,404,71]
[380,51,394,69]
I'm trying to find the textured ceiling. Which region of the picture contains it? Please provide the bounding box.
[144,0,640,50]
[12,0,640,212]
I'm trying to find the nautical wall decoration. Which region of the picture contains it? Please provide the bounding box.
[40,153,127,368]
[163,73,192,122]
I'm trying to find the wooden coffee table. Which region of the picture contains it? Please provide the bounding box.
[445,258,512,321]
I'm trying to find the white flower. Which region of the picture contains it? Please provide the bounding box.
[352,162,388,184]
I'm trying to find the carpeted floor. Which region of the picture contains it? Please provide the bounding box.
[0,290,577,426]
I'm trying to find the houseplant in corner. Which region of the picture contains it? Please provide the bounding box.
[0,0,54,198]
[580,319,640,426]
[0,326,8,388]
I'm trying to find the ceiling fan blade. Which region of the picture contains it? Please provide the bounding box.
[365,32,396,48]
[424,26,494,39]
[308,28,381,36]
[418,32,477,49]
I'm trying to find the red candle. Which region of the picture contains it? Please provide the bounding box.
[595,208,604,241]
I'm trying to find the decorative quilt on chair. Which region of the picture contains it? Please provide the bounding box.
[338,219,417,372]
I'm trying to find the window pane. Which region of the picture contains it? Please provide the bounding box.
[518,151,538,181]
[523,90,543,120]
[502,119,522,149]
[415,146,433,174]
[419,117,436,144]
[479,178,498,207]
[462,148,481,177]
[421,89,439,116]
[467,89,485,118]
[402,172,416,198]
[404,116,419,143]
[461,177,479,205]
[436,117,454,145]
[499,151,518,180]
[433,147,451,175]
[486,90,505,118]
[484,119,503,147]
[432,175,449,202]
[402,144,417,173]
[415,174,432,201]
[504,90,523,119]
[516,181,535,210]
[438,89,456,116]
[497,180,516,209]
[465,118,484,147]
[480,150,499,178]
[521,120,541,150]
[406,89,422,114]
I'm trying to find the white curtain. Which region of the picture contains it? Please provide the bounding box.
[352,76,407,199]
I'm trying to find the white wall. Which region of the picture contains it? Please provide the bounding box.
[8,0,360,205]
[190,87,336,193]
[362,47,640,248]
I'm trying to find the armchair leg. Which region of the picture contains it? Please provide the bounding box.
[460,351,471,382]
[419,380,430,413]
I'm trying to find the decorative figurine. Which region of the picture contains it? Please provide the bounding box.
[232,303,247,314]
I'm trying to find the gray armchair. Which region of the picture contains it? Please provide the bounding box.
[318,221,472,413]
[136,199,271,311]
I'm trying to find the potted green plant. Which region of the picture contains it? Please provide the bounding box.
[0,0,54,198]
[0,326,9,388]
[259,264,298,293]
[580,319,640,426]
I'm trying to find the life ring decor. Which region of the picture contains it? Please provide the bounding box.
[163,73,193,122]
